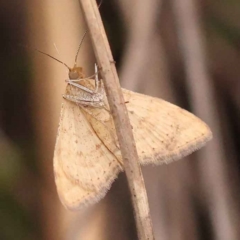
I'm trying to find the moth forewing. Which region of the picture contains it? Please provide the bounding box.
[53,94,122,210]
[121,89,212,165]
[76,83,212,166]
[54,76,212,210]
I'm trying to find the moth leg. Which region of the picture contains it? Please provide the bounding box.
[65,80,95,94]
[94,63,107,95]
[94,63,99,93]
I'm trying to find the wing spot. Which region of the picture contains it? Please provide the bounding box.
[96,144,101,150]
[77,151,83,157]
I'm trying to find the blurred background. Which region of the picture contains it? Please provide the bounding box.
[0,0,239,239]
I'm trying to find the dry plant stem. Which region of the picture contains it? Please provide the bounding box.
[79,0,155,239]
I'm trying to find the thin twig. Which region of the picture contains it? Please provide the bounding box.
[78,0,155,239]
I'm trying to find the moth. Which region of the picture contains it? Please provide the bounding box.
[36,34,212,211]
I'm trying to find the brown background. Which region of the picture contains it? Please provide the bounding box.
[0,0,239,239]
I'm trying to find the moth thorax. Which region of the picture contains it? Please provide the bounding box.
[69,66,84,80]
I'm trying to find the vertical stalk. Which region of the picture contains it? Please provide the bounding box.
[78,0,155,239]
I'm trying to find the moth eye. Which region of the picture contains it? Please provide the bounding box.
[69,71,79,80]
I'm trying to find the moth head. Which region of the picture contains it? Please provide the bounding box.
[68,66,84,80]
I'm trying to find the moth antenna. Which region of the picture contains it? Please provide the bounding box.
[53,42,69,75]
[35,49,71,70]
[53,42,60,56]
[19,44,71,70]
[74,30,88,66]
[74,0,103,66]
